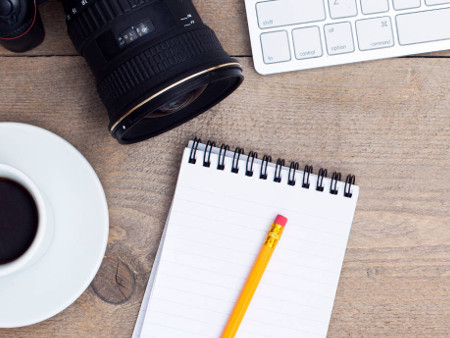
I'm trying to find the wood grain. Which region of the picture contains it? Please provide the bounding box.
[1,0,450,337]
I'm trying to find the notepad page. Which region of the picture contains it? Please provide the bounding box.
[139,144,359,338]
[133,205,172,338]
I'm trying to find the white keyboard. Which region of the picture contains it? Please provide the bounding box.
[244,0,450,75]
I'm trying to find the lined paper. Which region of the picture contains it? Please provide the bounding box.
[136,143,359,338]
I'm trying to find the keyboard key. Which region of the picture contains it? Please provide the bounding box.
[393,0,421,10]
[260,30,291,64]
[360,0,389,14]
[397,8,450,45]
[356,17,394,50]
[425,0,450,4]
[328,0,358,19]
[292,26,323,59]
[324,22,355,55]
[256,0,326,29]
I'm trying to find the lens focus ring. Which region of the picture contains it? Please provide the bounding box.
[97,27,225,116]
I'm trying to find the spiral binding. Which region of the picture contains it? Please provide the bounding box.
[246,152,258,177]
[344,175,356,198]
[316,168,327,192]
[288,162,299,186]
[302,165,313,189]
[203,141,215,168]
[188,138,201,164]
[260,155,271,180]
[274,159,285,183]
[188,138,355,198]
[330,172,341,195]
[231,147,244,174]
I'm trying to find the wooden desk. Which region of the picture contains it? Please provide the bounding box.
[1,1,449,336]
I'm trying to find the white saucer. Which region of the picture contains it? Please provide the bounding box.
[0,123,109,328]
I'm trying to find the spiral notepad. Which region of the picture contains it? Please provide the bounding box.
[133,139,359,338]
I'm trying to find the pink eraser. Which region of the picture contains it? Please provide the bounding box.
[274,215,288,227]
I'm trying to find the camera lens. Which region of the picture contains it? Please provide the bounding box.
[0,0,46,53]
[63,0,243,144]
[146,85,207,118]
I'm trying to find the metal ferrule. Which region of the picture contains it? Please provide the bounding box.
[264,223,284,248]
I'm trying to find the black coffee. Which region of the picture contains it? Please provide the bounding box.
[0,178,39,265]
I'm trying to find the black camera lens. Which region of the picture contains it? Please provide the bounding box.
[0,0,46,53]
[63,0,243,144]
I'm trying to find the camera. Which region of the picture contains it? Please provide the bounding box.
[0,0,244,144]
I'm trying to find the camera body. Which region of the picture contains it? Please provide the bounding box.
[0,0,243,144]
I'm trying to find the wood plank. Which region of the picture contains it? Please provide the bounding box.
[1,0,450,58]
[0,56,449,336]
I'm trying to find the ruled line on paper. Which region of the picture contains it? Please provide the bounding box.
[148,304,224,328]
[160,259,247,281]
[163,242,253,267]
[147,310,225,328]
[158,270,335,308]
[167,210,343,249]
[166,234,257,258]
[178,183,352,226]
[250,306,329,325]
[159,271,241,291]
[243,316,324,337]
[157,258,337,305]
[168,221,346,259]
[168,222,263,248]
[151,287,330,324]
[171,209,269,233]
[142,321,212,337]
[176,191,348,231]
[156,284,232,302]
[261,280,334,300]
[164,235,343,278]
[151,297,229,316]
[260,293,330,312]
[155,284,332,316]
[262,268,337,287]
[174,195,349,238]
[155,283,331,314]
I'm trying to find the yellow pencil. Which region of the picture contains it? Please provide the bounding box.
[221,215,288,338]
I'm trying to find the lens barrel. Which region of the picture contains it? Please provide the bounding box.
[64,0,243,144]
[0,0,46,53]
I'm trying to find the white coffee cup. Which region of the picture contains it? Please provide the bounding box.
[0,164,54,277]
